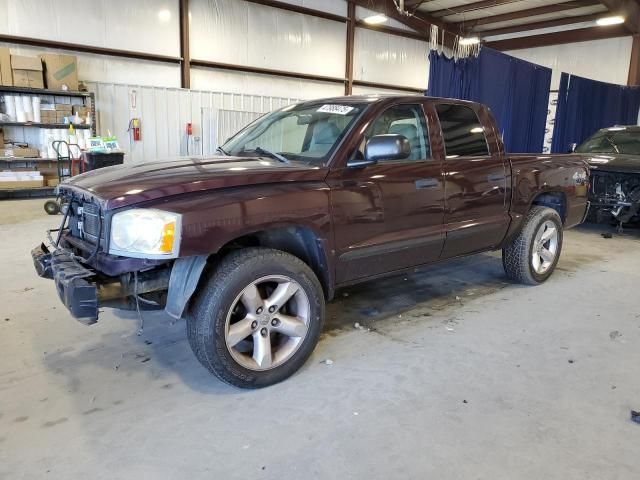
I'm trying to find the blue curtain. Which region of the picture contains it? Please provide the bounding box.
[428,48,551,153]
[551,73,640,153]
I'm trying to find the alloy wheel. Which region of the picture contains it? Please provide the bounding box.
[531,220,559,274]
[224,275,311,371]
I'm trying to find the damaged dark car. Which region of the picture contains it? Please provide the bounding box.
[577,126,640,226]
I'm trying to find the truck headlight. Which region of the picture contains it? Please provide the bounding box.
[109,209,181,258]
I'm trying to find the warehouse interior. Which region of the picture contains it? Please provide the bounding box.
[1,0,640,478]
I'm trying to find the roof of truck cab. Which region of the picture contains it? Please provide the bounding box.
[293,95,479,107]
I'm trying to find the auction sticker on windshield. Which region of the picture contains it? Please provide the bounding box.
[317,104,354,115]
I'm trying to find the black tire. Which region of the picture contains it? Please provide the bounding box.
[44,200,60,215]
[186,247,324,389]
[502,206,563,285]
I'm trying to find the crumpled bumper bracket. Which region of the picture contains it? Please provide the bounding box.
[32,244,99,324]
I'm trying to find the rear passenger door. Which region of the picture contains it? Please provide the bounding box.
[434,103,509,258]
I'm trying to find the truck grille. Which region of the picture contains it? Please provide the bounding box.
[81,203,101,242]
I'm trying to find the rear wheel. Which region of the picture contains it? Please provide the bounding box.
[502,206,563,285]
[187,247,324,388]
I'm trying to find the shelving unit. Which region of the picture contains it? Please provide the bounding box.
[0,121,91,129]
[0,85,96,199]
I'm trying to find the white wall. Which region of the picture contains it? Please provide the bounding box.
[190,68,344,99]
[85,81,299,163]
[0,0,182,88]
[190,0,347,80]
[0,0,180,56]
[354,28,430,90]
[506,36,633,89]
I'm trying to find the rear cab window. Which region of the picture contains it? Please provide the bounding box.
[435,104,489,158]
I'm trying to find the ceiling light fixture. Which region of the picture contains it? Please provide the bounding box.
[596,15,625,26]
[459,36,480,45]
[158,9,171,22]
[363,14,388,25]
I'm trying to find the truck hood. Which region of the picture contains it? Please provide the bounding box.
[582,153,640,174]
[61,156,328,210]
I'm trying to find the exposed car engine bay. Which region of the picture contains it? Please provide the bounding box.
[590,170,640,224]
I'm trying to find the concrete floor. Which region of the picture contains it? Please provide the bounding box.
[1,199,639,480]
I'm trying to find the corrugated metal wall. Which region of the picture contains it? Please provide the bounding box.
[85,81,299,163]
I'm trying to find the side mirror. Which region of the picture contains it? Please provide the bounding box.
[569,143,577,153]
[347,134,411,168]
[367,134,411,162]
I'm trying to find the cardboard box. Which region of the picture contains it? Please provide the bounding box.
[72,105,90,116]
[40,111,57,123]
[11,55,44,88]
[55,103,73,112]
[46,177,59,187]
[11,147,40,158]
[0,128,4,148]
[0,180,44,189]
[41,54,78,91]
[56,112,69,123]
[0,47,12,86]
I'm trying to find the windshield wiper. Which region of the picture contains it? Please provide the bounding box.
[216,146,229,156]
[253,147,290,164]
[605,137,620,154]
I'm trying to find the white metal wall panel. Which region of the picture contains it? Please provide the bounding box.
[506,37,634,89]
[352,85,420,96]
[353,28,429,89]
[0,0,180,57]
[84,81,300,163]
[215,109,263,146]
[190,67,344,99]
[277,0,347,16]
[190,0,346,78]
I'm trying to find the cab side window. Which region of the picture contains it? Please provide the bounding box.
[435,104,489,158]
[356,104,430,161]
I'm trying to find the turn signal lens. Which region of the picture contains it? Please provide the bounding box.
[159,221,177,253]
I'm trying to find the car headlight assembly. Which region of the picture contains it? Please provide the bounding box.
[109,209,181,258]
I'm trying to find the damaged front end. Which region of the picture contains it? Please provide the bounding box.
[32,189,179,325]
[589,170,640,225]
[32,243,171,324]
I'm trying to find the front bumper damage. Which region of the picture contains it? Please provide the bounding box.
[32,243,99,323]
[32,241,171,325]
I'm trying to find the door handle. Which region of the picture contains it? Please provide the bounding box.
[415,178,438,189]
[487,173,506,182]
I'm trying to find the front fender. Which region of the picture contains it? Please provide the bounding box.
[154,183,333,257]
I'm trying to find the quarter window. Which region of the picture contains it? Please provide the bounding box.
[435,104,489,157]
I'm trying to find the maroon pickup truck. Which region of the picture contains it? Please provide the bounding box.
[32,95,589,388]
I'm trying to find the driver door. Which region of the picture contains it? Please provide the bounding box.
[327,102,445,284]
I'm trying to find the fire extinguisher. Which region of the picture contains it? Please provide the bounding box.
[186,122,193,154]
[128,118,141,141]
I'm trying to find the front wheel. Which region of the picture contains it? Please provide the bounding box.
[502,206,563,285]
[186,247,324,389]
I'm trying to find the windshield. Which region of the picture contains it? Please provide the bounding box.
[221,102,367,165]
[576,129,640,155]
